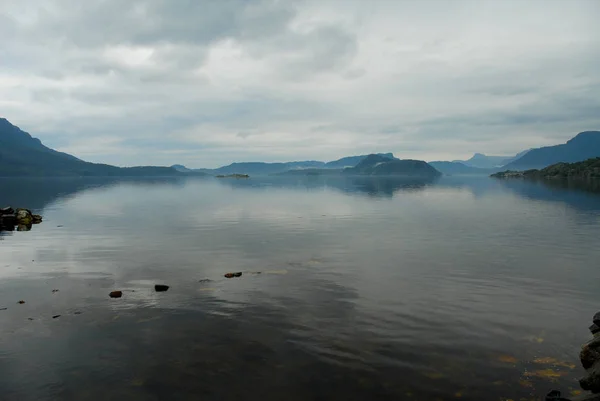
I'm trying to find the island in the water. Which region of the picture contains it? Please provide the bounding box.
[216,174,250,179]
[491,158,600,179]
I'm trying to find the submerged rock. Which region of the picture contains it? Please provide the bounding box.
[17,300,25,304]
[198,279,212,283]
[224,272,243,278]
[154,284,169,292]
[52,315,61,319]
[109,291,123,298]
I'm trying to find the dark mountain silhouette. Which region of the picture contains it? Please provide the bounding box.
[503,131,600,170]
[325,153,396,168]
[0,118,201,177]
[343,154,441,177]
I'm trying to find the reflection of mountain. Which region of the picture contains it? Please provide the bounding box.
[213,176,439,198]
[495,178,600,211]
[0,177,194,212]
[432,175,600,212]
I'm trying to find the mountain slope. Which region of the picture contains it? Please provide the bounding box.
[0,118,195,177]
[503,131,600,170]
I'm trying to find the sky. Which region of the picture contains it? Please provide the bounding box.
[1,0,599,168]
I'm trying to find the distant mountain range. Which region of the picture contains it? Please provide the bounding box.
[1,116,599,177]
[172,153,396,176]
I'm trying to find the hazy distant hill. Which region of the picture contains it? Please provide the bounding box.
[211,161,324,175]
[0,118,197,177]
[503,131,600,170]
[456,153,509,169]
[343,154,441,177]
[451,150,530,169]
[429,161,493,175]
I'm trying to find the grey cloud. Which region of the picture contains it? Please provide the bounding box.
[26,0,295,47]
[1,0,599,166]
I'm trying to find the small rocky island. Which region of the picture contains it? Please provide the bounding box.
[0,207,43,232]
[216,174,250,179]
[492,158,600,179]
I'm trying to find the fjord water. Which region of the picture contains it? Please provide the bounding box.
[1,176,599,401]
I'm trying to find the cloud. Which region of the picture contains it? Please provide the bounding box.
[1,0,599,167]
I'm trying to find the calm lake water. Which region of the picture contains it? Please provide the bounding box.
[1,176,599,401]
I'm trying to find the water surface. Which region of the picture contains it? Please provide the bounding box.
[1,176,599,401]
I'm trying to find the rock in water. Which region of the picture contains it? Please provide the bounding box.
[154,285,169,292]
[32,215,43,224]
[17,300,25,304]
[0,207,14,215]
[0,214,17,226]
[109,291,123,298]
[234,272,242,277]
[224,273,235,278]
[15,209,33,225]
[595,312,600,327]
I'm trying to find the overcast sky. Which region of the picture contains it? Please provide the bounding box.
[1,0,599,167]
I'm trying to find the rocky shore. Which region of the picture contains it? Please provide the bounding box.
[548,312,600,401]
[492,158,600,180]
[0,206,43,232]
